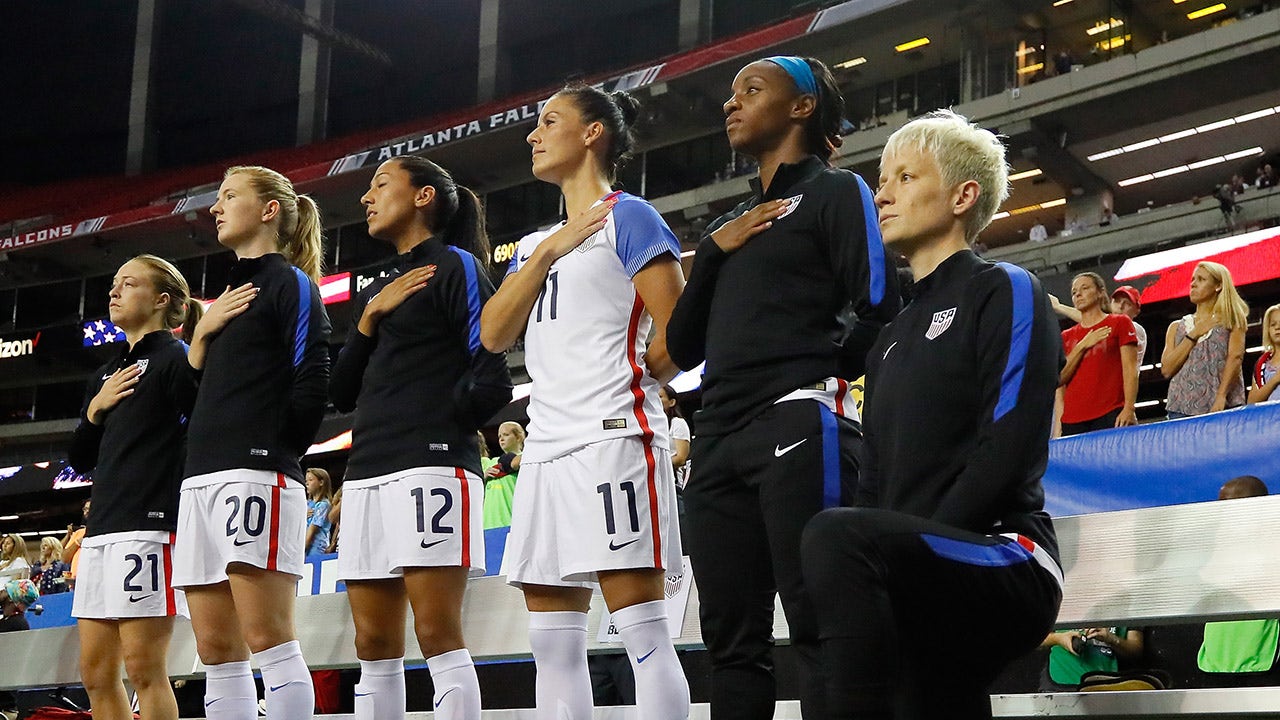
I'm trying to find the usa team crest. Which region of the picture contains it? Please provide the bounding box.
[925,308,956,340]
[776,194,803,219]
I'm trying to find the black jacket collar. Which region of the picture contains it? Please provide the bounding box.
[749,155,828,200]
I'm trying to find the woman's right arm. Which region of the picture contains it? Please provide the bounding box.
[1160,321,1193,378]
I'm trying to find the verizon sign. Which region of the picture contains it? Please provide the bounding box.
[0,331,40,359]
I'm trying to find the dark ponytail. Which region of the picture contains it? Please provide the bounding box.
[801,57,847,161]
[555,83,640,182]
[394,156,491,270]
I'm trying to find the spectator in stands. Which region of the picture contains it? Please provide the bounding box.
[1029,219,1049,243]
[658,385,690,491]
[0,535,30,582]
[1099,205,1115,227]
[330,155,512,720]
[1254,165,1272,190]
[1057,273,1139,434]
[1161,261,1249,418]
[483,83,689,720]
[1040,626,1144,690]
[1231,173,1248,196]
[304,468,333,558]
[1197,475,1276,675]
[1264,164,1278,189]
[1214,183,1239,229]
[1248,303,1280,404]
[60,498,89,584]
[1111,285,1147,365]
[666,55,897,720]
[30,537,69,596]
[483,421,524,530]
[68,254,203,720]
[325,487,342,554]
[802,110,1062,720]
[0,578,39,631]
[659,385,692,541]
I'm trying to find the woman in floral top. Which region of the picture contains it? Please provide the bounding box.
[1160,261,1249,417]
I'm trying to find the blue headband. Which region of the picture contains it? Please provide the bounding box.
[764,56,818,97]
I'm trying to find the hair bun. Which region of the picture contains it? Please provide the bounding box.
[610,90,641,126]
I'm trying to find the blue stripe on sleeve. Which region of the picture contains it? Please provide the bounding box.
[449,246,483,356]
[819,404,841,509]
[920,533,1033,568]
[994,262,1033,422]
[612,194,681,277]
[291,267,311,368]
[853,174,887,307]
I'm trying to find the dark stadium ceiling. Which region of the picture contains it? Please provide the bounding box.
[0,0,1276,287]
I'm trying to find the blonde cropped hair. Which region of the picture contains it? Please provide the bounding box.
[882,109,1010,243]
[1196,261,1249,331]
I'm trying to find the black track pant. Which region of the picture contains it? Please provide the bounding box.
[801,508,1062,720]
[685,400,861,720]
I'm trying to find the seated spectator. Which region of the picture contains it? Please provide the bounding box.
[482,421,524,529]
[30,537,69,596]
[1161,261,1248,418]
[1198,476,1276,674]
[1058,273,1138,434]
[0,535,30,582]
[1264,163,1278,190]
[1041,626,1144,691]
[0,578,39,632]
[305,467,334,558]
[1255,165,1273,190]
[1248,303,1280,404]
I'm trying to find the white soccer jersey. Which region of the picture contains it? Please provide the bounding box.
[510,192,681,463]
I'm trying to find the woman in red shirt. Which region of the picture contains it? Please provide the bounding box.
[1059,272,1138,435]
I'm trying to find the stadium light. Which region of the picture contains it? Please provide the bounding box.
[1016,63,1045,75]
[1009,169,1043,182]
[834,57,867,69]
[1086,103,1276,162]
[1086,18,1124,35]
[894,37,930,52]
[1187,4,1227,20]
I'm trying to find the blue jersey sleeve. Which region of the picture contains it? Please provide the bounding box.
[612,195,681,277]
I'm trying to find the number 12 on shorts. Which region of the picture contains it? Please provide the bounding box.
[411,486,454,535]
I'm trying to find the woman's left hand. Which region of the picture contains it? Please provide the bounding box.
[1211,395,1227,413]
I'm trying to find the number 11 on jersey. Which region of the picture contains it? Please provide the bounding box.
[535,270,559,322]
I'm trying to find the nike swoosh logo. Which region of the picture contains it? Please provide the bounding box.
[232,538,253,546]
[353,692,372,698]
[421,538,448,549]
[609,538,640,551]
[128,594,154,603]
[204,699,219,707]
[882,340,898,360]
[435,686,458,708]
[774,439,807,457]
[636,647,658,664]
[269,682,300,693]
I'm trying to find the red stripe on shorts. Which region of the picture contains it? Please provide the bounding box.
[163,535,176,616]
[267,473,286,570]
[456,467,471,568]
[834,378,849,418]
[624,292,662,567]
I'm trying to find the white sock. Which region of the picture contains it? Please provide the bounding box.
[254,640,314,720]
[613,600,689,720]
[427,649,482,720]
[354,657,405,720]
[528,611,592,720]
[203,660,256,720]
